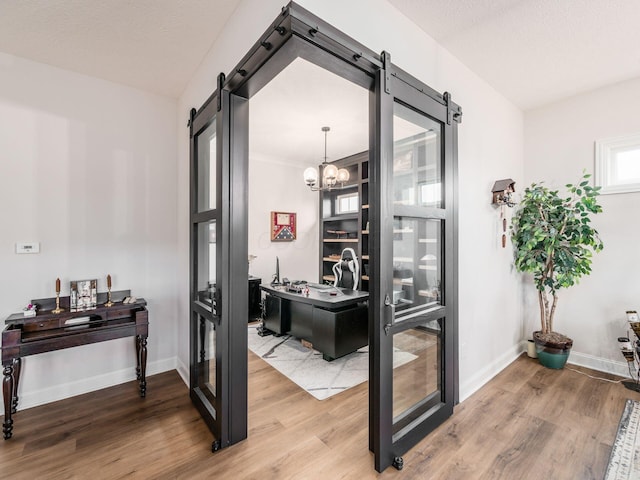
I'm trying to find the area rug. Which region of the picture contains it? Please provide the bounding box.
[247,324,418,400]
[604,399,640,480]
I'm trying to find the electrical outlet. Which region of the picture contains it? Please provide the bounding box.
[16,242,40,254]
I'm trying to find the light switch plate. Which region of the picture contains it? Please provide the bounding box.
[16,242,40,254]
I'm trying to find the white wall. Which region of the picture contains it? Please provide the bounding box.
[0,52,179,409]
[177,0,524,400]
[248,154,319,284]
[524,77,640,376]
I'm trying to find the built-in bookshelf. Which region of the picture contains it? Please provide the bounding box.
[318,151,369,289]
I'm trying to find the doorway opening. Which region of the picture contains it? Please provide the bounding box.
[246,56,370,406]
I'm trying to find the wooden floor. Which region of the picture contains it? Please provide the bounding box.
[1,353,637,479]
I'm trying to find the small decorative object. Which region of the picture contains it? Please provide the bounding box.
[491,178,516,207]
[501,217,507,248]
[52,277,64,314]
[23,303,37,317]
[618,337,635,362]
[270,211,296,241]
[618,312,640,392]
[105,274,114,307]
[70,279,98,312]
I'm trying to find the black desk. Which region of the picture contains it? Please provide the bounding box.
[260,284,368,360]
[248,276,262,320]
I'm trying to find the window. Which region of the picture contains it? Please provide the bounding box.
[419,182,441,206]
[336,192,359,214]
[595,133,640,194]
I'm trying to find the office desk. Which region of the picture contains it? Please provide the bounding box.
[2,291,148,440]
[260,285,368,361]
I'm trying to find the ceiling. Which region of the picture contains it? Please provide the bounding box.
[249,58,369,168]
[0,0,242,98]
[0,1,638,108]
[387,0,640,110]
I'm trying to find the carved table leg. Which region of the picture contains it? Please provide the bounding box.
[138,336,147,398]
[135,335,141,381]
[11,358,21,414]
[3,363,14,440]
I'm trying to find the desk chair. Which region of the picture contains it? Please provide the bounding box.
[332,247,359,291]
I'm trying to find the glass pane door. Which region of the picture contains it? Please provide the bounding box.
[390,101,449,443]
[190,85,249,453]
[190,109,227,449]
[194,220,218,418]
[371,66,459,472]
[392,319,441,434]
[197,119,217,211]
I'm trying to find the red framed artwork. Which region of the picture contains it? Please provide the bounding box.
[270,211,296,241]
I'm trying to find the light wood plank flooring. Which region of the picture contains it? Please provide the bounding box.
[1,353,636,479]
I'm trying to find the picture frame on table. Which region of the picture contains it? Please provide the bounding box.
[70,279,98,312]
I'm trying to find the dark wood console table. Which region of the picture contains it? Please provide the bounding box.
[261,284,368,361]
[2,290,148,440]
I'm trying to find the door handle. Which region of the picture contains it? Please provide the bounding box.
[384,294,395,335]
[213,287,222,323]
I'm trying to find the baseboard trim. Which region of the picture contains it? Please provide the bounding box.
[17,356,177,411]
[176,357,189,387]
[567,350,632,378]
[459,342,524,402]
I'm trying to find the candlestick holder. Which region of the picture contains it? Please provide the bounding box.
[105,288,114,307]
[52,292,64,314]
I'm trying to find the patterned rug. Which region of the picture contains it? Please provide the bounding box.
[247,324,418,400]
[605,399,640,480]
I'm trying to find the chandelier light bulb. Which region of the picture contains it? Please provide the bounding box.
[303,167,318,186]
[323,164,338,186]
[336,168,350,184]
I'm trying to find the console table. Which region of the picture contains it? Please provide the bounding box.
[261,284,368,361]
[2,290,148,440]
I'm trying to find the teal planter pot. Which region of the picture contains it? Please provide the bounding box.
[533,331,573,370]
[536,348,570,369]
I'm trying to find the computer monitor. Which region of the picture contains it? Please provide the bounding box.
[271,256,281,286]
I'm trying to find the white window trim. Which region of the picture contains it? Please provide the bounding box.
[595,132,640,195]
[335,192,359,215]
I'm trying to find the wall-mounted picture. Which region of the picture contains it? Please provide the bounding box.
[271,211,296,241]
[70,279,98,312]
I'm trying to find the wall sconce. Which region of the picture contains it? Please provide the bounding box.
[491,178,516,207]
[304,126,350,192]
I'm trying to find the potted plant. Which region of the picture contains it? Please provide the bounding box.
[511,172,604,369]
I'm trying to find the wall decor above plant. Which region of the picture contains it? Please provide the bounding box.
[511,171,604,369]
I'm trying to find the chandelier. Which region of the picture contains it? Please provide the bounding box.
[303,126,350,191]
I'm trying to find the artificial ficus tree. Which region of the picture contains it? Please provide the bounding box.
[511,172,604,342]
